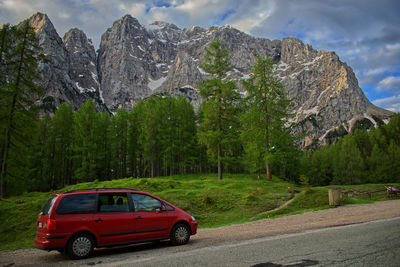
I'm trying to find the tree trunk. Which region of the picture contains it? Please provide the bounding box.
[265,133,272,179]
[0,91,18,199]
[151,159,154,178]
[0,24,9,65]
[218,143,222,180]
[0,131,10,198]
[266,161,271,179]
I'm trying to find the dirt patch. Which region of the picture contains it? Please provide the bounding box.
[250,193,299,220]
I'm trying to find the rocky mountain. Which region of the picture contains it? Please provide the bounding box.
[274,37,394,146]
[28,13,107,113]
[26,13,393,146]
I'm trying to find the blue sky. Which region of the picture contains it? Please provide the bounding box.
[1,0,399,112]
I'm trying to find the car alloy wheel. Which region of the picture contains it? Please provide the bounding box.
[171,223,190,245]
[68,233,94,259]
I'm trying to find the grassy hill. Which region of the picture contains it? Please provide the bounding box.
[0,174,393,251]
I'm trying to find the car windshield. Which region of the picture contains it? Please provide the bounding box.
[41,195,58,215]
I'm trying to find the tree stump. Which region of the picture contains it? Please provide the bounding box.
[329,188,342,206]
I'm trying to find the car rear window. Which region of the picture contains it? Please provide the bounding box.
[56,193,97,214]
[41,195,58,215]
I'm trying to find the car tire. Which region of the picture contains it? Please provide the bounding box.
[170,223,190,245]
[67,233,94,259]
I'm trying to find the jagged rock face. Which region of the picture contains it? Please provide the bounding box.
[97,16,187,111]
[158,50,203,97]
[98,16,150,111]
[63,28,100,98]
[98,16,280,111]
[28,13,107,113]
[24,13,393,145]
[275,37,393,145]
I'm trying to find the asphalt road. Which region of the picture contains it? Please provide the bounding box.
[98,217,400,267]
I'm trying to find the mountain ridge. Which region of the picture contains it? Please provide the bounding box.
[22,12,393,146]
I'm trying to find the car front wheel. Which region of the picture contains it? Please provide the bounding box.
[170,223,190,245]
[67,233,94,259]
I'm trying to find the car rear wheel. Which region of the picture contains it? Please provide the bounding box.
[67,233,94,259]
[170,223,190,245]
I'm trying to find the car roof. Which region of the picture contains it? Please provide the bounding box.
[62,188,140,194]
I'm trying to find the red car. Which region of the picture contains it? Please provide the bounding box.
[35,188,198,259]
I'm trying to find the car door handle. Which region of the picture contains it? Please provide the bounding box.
[136,216,143,220]
[94,218,103,222]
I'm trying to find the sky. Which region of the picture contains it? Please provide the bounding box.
[1,0,399,112]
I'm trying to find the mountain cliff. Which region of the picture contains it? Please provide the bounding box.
[28,13,107,113]
[26,13,393,145]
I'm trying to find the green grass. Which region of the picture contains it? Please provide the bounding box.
[0,192,51,251]
[0,175,396,251]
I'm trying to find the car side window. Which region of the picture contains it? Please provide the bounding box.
[165,203,174,211]
[130,193,162,212]
[98,193,130,212]
[56,193,96,214]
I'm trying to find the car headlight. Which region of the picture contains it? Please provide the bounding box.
[191,216,196,221]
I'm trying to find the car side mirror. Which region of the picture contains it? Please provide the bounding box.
[156,205,166,212]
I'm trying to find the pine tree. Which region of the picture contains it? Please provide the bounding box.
[96,112,112,180]
[137,97,161,178]
[28,115,53,192]
[367,144,391,182]
[50,103,74,187]
[72,100,99,182]
[175,97,198,174]
[132,101,147,177]
[0,24,13,196]
[110,109,129,179]
[387,140,400,182]
[240,55,290,179]
[0,20,43,197]
[0,24,12,84]
[128,107,139,177]
[198,40,240,180]
[332,137,364,184]
[157,97,175,176]
[306,146,334,185]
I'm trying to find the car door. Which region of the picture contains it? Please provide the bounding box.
[129,193,171,241]
[93,192,136,245]
[52,193,96,238]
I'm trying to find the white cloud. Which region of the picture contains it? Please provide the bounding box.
[364,68,387,77]
[358,67,388,86]
[231,9,273,34]
[121,3,146,18]
[172,0,240,27]
[373,94,400,112]
[385,43,400,56]
[378,76,400,93]
[1,0,37,15]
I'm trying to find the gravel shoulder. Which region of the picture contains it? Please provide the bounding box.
[1,199,400,266]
